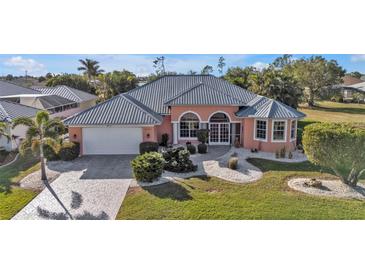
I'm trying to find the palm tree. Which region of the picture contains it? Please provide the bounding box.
[0,121,11,144]
[78,58,104,82]
[12,111,65,184]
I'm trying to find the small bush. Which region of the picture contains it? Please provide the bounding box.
[44,144,60,161]
[131,152,165,182]
[331,95,344,103]
[197,143,207,154]
[228,157,238,170]
[59,141,80,161]
[288,151,293,159]
[280,147,286,158]
[160,133,169,147]
[162,147,197,173]
[139,142,159,154]
[186,144,196,154]
[196,129,209,144]
[275,150,280,159]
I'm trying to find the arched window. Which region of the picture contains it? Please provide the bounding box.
[180,112,200,138]
[209,112,230,123]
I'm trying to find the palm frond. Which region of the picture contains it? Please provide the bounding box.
[44,137,61,153]
[19,139,31,156]
[31,138,40,153]
[0,121,11,142]
[35,111,50,127]
[12,117,35,129]
[44,118,66,136]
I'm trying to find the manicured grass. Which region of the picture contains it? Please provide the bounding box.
[117,159,365,220]
[0,153,40,219]
[299,100,365,123]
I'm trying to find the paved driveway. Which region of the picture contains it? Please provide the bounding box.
[13,155,135,220]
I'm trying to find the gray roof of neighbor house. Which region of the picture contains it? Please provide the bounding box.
[0,80,41,97]
[33,85,97,102]
[127,75,257,114]
[164,83,244,106]
[236,96,306,119]
[37,95,76,109]
[64,94,163,126]
[348,82,365,92]
[0,100,40,122]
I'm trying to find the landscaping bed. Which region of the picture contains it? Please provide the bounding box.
[288,178,365,200]
[118,158,365,220]
[0,150,17,166]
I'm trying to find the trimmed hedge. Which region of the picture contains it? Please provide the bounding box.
[59,141,80,161]
[131,152,165,182]
[186,144,196,154]
[139,142,159,154]
[197,143,207,154]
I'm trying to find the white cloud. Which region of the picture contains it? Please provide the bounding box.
[350,54,365,62]
[251,61,269,70]
[3,56,46,75]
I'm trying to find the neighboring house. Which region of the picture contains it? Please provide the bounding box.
[0,100,39,151]
[64,75,305,155]
[0,81,97,119]
[338,76,365,102]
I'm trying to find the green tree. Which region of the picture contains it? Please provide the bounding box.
[12,111,65,184]
[96,70,138,100]
[46,74,95,93]
[153,56,166,76]
[78,58,104,82]
[217,56,226,76]
[348,71,363,79]
[201,65,213,75]
[0,121,11,143]
[187,70,197,75]
[291,56,345,107]
[302,123,365,186]
[224,66,256,89]
[5,74,14,81]
[249,68,302,108]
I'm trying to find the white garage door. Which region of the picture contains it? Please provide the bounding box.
[83,127,143,155]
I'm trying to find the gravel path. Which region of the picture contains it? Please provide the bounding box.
[20,166,61,191]
[288,177,365,200]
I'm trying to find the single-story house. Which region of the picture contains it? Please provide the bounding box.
[0,100,39,150]
[337,76,365,102]
[64,75,305,155]
[0,81,97,119]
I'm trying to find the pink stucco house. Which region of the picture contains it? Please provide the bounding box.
[64,75,305,155]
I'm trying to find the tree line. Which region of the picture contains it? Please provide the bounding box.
[3,55,361,107]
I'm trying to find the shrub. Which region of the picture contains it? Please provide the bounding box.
[304,178,322,188]
[197,143,207,154]
[131,152,165,182]
[288,151,293,159]
[303,122,365,186]
[196,129,209,144]
[280,147,286,158]
[186,144,196,154]
[275,150,280,159]
[59,141,80,161]
[331,95,344,103]
[160,133,169,147]
[162,147,197,173]
[139,142,159,154]
[44,144,60,161]
[228,157,238,170]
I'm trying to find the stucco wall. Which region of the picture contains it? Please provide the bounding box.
[68,127,83,155]
[142,127,158,142]
[170,106,240,122]
[156,116,173,144]
[243,118,297,152]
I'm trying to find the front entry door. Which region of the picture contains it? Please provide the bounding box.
[209,123,230,145]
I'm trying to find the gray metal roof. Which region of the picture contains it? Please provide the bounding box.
[37,95,76,109]
[33,85,97,102]
[164,83,244,106]
[236,96,305,119]
[0,100,40,122]
[0,80,40,97]
[64,94,163,126]
[128,75,257,114]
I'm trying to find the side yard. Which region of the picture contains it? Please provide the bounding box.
[117,159,365,220]
[0,153,40,219]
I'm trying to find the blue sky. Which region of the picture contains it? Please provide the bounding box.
[0,54,364,77]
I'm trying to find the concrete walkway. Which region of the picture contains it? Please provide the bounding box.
[13,156,134,220]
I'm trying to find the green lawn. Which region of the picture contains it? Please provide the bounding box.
[299,100,365,123]
[117,159,365,220]
[0,153,40,219]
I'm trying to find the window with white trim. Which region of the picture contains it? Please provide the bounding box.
[273,121,286,141]
[255,120,267,140]
[290,120,296,140]
[179,113,200,138]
